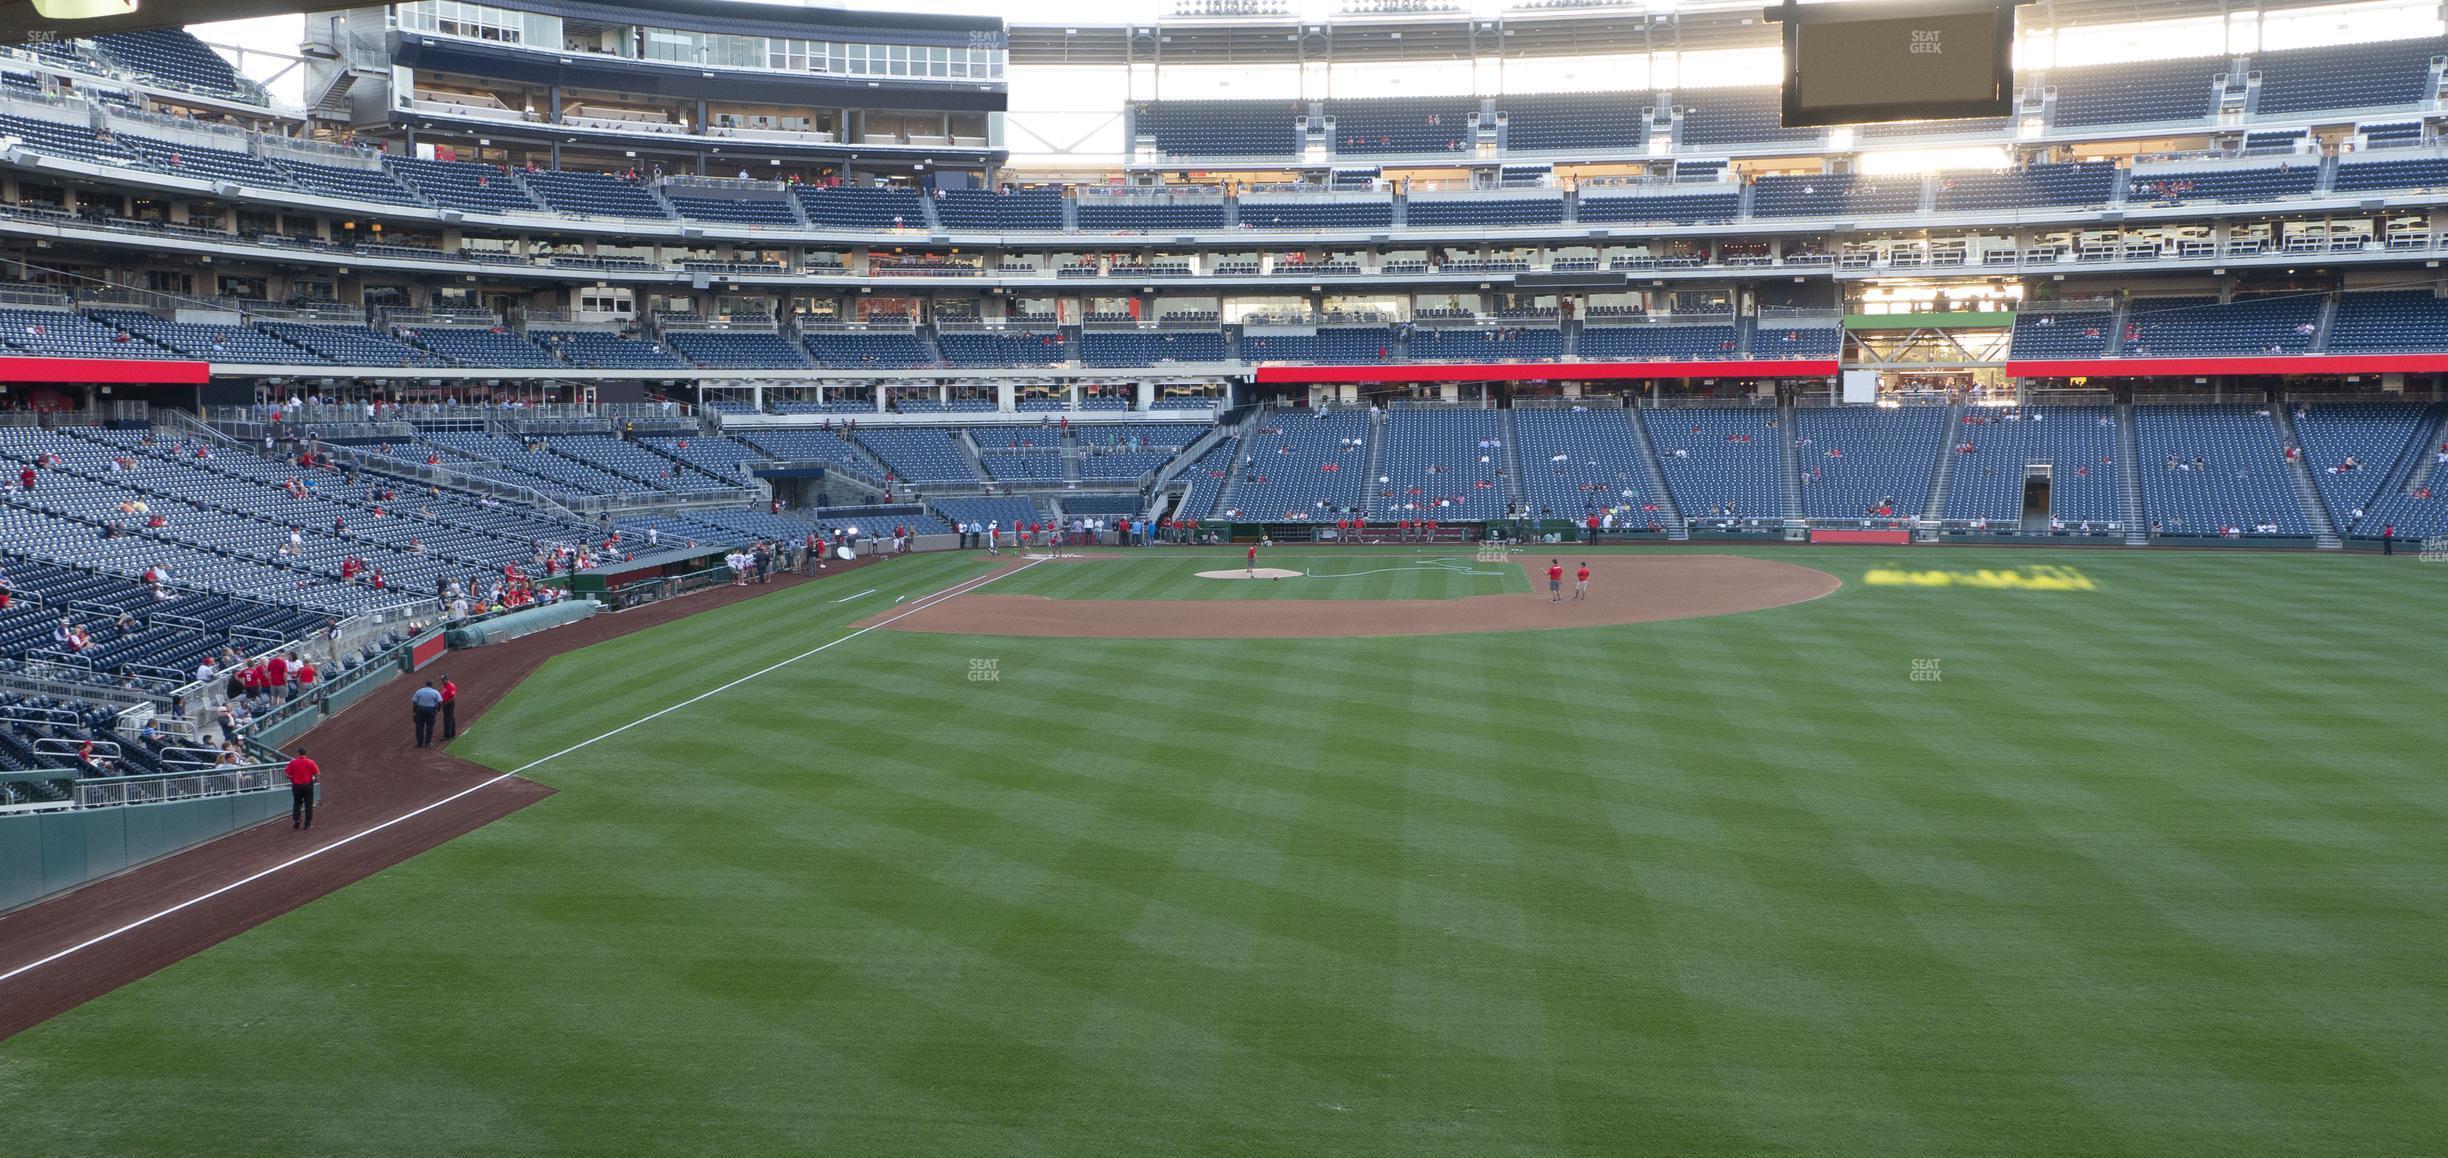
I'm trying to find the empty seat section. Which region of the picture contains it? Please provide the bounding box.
[2121,296,2321,357]
[1227,410,1371,520]
[1499,90,1656,154]
[1576,191,1739,224]
[2126,165,2318,202]
[1326,96,1478,156]
[666,194,800,226]
[1241,326,1395,364]
[384,156,546,214]
[1408,328,1563,361]
[1407,196,1564,227]
[522,169,671,218]
[792,185,927,228]
[1134,99,1299,157]
[399,326,560,368]
[851,428,979,485]
[0,307,173,359]
[2133,405,2311,534]
[1932,162,2117,212]
[2254,36,2446,115]
[1752,173,1921,217]
[255,322,439,366]
[1081,330,1227,366]
[1678,88,1822,145]
[527,330,688,368]
[2047,55,2225,126]
[1076,200,1226,231]
[1512,409,1661,521]
[1372,409,1507,520]
[802,331,933,368]
[935,188,1063,230]
[1578,325,1739,360]
[1648,408,1786,520]
[1237,200,1394,229]
[1940,406,2122,524]
[937,330,1072,366]
[1793,406,1948,518]
[664,331,813,368]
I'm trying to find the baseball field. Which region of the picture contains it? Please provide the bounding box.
[1,545,2440,1156]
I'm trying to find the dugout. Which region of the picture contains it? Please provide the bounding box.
[567,545,736,597]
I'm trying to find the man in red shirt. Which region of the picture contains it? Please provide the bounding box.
[439,676,459,740]
[1548,560,1565,603]
[285,747,320,830]
[1574,562,1591,601]
[1247,542,1259,577]
[266,653,290,703]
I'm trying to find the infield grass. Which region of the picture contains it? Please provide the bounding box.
[1,546,2441,1157]
[992,546,1531,601]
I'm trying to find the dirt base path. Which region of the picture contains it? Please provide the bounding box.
[0,556,890,1041]
[875,554,1839,639]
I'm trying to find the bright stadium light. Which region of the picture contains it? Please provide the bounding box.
[30,0,139,17]
[1858,145,2012,175]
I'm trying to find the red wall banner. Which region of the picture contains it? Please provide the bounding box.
[0,357,211,385]
[1252,360,1841,384]
[2006,354,2448,378]
[1811,529,1913,544]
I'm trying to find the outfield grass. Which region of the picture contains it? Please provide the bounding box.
[2,547,2442,1156]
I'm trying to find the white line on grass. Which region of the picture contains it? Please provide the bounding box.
[832,587,879,603]
[0,558,1040,989]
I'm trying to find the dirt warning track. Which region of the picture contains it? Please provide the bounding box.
[870,554,1839,639]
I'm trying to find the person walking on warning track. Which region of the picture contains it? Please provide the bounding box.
[411,681,442,747]
[1574,561,1590,601]
[285,746,320,830]
[1548,559,1565,603]
[439,675,459,740]
[1247,542,1259,577]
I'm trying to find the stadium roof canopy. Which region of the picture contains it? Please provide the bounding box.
[1011,0,2361,65]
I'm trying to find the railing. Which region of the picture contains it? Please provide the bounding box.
[73,763,283,809]
[663,174,788,193]
[0,285,73,307]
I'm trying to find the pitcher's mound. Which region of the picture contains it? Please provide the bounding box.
[1198,568,1305,580]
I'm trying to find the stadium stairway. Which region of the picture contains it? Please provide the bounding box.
[2312,294,2341,350]
[2115,403,2152,544]
[1061,433,1083,485]
[1622,407,1688,540]
[1778,404,1806,524]
[1361,411,1388,518]
[2394,408,2448,498]
[950,431,993,485]
[1918,398,1967,538]
[1209,410,1261,516]
[2271,407,2346,548]
[1498,409,1526,512]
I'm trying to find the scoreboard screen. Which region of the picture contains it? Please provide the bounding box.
[1778,0,2017,127]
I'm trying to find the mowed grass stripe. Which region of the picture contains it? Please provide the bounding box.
[2,548,2443,1156]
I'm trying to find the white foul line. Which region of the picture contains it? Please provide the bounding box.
[0,558,1040,989]
[831,587,878,604]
